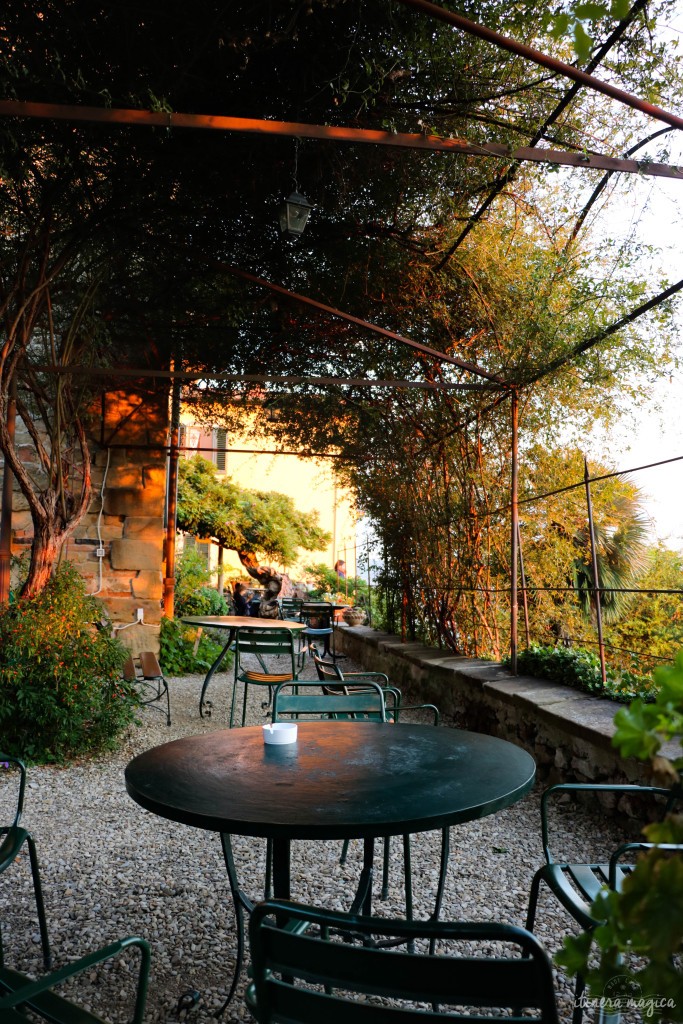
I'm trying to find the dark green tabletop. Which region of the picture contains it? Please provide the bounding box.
[125,722,535,841]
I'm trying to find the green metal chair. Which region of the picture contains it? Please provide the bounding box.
[311,646,441,900]
[272,678,389,722]
[246,898,560,1024]
[526,782,681,1024]
[312,649,440,724]
[0,755,50,970]
[0,935,150,1023]
[271,676,443,919]
[279,598,303,621]
[231,627,299,727]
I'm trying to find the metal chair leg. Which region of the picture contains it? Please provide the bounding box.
[27,835,51,969]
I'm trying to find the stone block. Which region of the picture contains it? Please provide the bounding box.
[103,464,146,489]
[118,624,161,658]
[123,516,165,541]
[104,487,163,517]
[131,570,164,600]
[142,465,167,491]
[110,538,163,571]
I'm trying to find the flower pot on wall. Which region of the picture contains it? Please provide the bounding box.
[342,607,367,627]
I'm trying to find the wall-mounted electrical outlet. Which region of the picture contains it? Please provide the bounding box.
[95,547,106,558]
[136,608,144,622]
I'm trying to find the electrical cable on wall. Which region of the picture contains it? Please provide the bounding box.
[91,448,110,596]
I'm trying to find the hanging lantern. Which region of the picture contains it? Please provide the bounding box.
[278,191,313,238]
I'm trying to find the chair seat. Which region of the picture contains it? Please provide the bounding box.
[0,966,106,1024]
[242,670,295,685]
[0,826,29,873]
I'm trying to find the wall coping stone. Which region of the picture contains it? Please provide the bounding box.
[336,624,678,770]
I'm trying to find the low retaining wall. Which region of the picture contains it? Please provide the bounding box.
[335,625,671,811]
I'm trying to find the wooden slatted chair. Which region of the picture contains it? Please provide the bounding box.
[0,935,150,1023]
[526,782,681,1024]
[246,899,560,1024]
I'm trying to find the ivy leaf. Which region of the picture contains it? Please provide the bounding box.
[556,928,594,975]
[610,0,631,17]
[573,20,593,62]
[575,2,609,19]
[612,701,661,759]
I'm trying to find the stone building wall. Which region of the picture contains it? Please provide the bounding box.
[4,387,169,656]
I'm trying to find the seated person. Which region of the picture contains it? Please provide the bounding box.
[233,582,253,616]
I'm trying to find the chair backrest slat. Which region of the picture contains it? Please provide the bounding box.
[272,681,387,722]
[249,901,559,1024]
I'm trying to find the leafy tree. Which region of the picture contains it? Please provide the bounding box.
[1,0,680,623]
[605,543,683,670]
[176,455,330,609]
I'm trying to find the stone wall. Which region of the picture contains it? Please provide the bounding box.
[335,624,674,817]
[5,387,169,655]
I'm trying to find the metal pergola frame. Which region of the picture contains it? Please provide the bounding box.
[1,0,681,673]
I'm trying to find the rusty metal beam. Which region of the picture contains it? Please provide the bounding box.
[220,267,506,383]
[0,100,681,180]
[36,364,501,391]
[398,0,683,131]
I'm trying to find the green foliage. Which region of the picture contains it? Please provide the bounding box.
[177,456,330,566]
[0,563,136,764]
[558,651,683,1019]
[158,617,231,677]
[304,563,369,604]
[509,643,656,701]
[606,544,683,670]
[174,548,229,617]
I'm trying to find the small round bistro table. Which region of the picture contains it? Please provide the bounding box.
[181,615,307,718]
[125,721,535,1008]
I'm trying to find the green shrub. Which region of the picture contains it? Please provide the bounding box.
[508,643,656,702]
[174,549,229,616]
[158,616,232,676]
[0,563,136,763]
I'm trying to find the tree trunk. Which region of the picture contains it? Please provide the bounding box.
[238,550,282,618]
[21,521,62,598]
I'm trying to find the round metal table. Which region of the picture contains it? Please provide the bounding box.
[125,721,535,1007]
[181,615,306,718]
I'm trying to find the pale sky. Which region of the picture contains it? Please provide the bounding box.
[583,7,683,551]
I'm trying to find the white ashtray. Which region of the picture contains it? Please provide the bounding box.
[263,722,298,745]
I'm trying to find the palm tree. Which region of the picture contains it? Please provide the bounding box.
[572,487,649,626]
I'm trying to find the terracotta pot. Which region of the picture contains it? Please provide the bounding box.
[342,607,367,626]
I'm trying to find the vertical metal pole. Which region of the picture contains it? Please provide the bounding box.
[583,457,607,687]
[344,541,348,600]
[517,523,530,648]
[163,364,181,619]
[367,533,372,626]
[510,390,519,673]
[217,544,224,597]
[0,375,17,604]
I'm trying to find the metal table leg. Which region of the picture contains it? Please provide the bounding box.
[199,630,235,718]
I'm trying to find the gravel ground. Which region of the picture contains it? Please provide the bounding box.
[1,651,635,1023]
